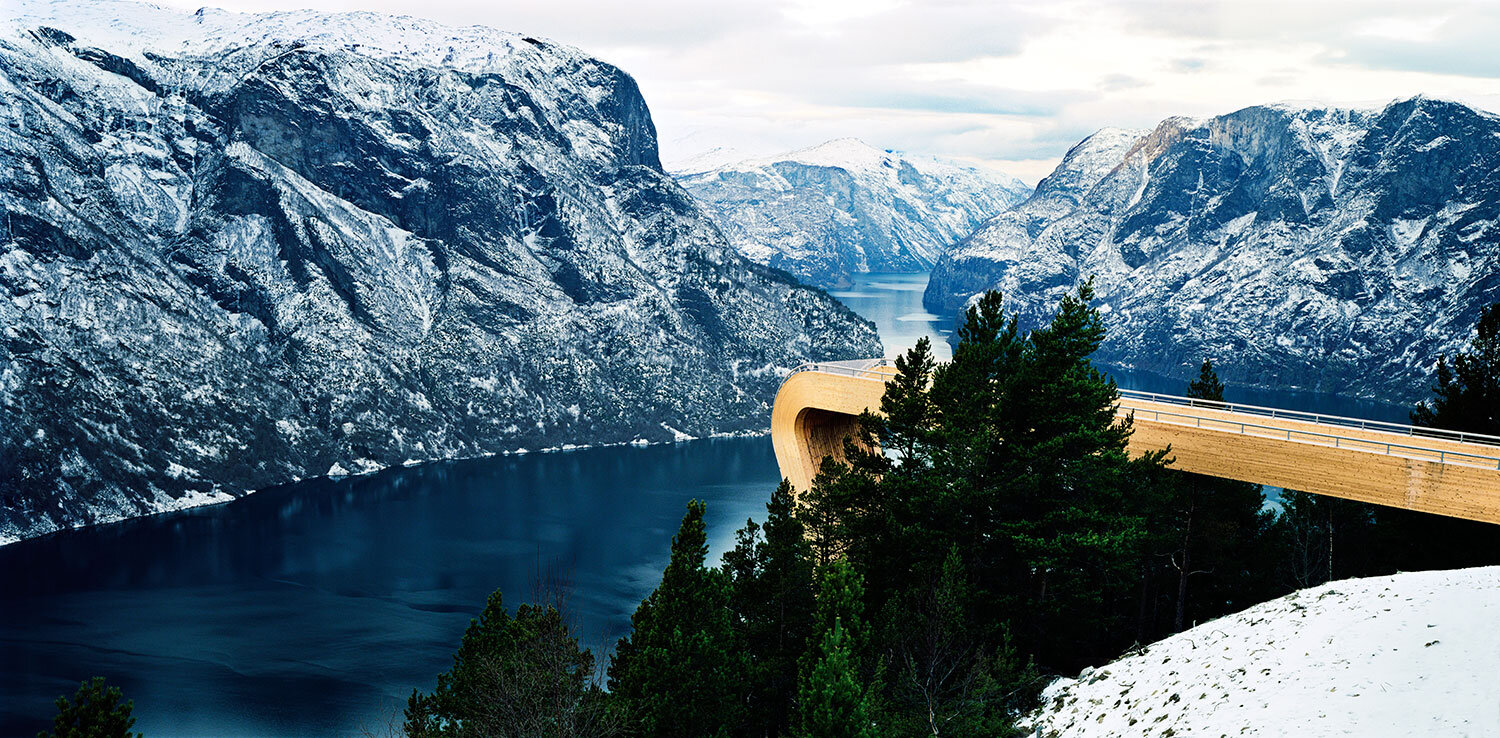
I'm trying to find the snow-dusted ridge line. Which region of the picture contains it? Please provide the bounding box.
[6,0,559,75]
[686,137,1027,190]
[1023,565,1500,737]
[927,96,1500,402]
[678,138,1031,288]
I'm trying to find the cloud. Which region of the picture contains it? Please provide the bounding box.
[1099,74,1147,92]
[1168,58,1207,73]
[161,0,1500,184]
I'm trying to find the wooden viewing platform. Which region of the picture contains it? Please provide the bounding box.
[771,360,1500,525]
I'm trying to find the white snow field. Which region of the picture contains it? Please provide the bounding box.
[1023,566,1500,737]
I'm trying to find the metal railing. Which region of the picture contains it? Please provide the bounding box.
[1117,388,1500,447]
[789,359,1500,470]
[790,360,893,383]
[1130,404,1500,471]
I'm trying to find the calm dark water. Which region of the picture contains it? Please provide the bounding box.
[0,440,780,737]
[0,270,1415,736]
[831,272,953,361]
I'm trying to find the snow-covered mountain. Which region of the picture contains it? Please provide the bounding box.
[1024,566,1500,737]
[677,139,1031,288]
[926,98,1500,401]
[0,0,880,544]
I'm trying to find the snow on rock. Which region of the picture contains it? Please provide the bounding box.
[1023,566,1500,737]
[0,0,880,545]
[927,98,1500,402]
[677,138,1031,288]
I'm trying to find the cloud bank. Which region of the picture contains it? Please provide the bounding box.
[156,0,1500,183]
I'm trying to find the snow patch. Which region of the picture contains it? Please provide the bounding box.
[1023,566,1500,737]
[659,422,696,442]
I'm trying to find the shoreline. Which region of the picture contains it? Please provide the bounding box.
[0,427,774,549]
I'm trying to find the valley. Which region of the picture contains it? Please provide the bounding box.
[4,1,1500,735]
[0,272,1420,736]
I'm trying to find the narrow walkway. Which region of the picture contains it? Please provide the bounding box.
[771,361,1500,525]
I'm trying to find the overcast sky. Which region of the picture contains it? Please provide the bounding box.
[158,0,1500,183]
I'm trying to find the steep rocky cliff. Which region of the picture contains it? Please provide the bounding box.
[0,0,880,543]
[926,99,1500,400]
[678,139,1029,288]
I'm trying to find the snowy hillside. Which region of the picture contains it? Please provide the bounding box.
[0,0,879,544]
[1023,566,1500,737]
[927,99,1500,401]
[678,139,1030,288]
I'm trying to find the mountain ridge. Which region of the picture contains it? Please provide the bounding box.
[678,139,1030,288]
[926,97,1500,400]
[0,0,880,544]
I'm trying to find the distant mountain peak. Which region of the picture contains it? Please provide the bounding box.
[8,0,547,72]
[926,96,1500,401]
[680,138,1024,188]
[769,137,893,170]
[678,140,1031,288]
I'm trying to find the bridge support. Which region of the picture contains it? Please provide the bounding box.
[770,362,894,492]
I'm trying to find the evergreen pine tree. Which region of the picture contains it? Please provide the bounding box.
[404,591,615,738]
[949,282,1166,668]
[797,622,876,738]
[1158,360,1274,634]
[39,678,141,738]
[608,500,747,738]
[1372,303,1500,571]
[795,560,877,738]
[722,482,816,738]
[1187,358,1226,406]
[1413,303,1500,434]
[878,337,937,464]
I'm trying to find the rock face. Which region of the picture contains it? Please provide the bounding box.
[0,0,880,544]
[677,139,1030,288]
[926,99,1500,401]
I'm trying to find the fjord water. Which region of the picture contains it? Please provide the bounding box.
[0,271,1406,736]
[831,271,954,361]
[0,440,783,736]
